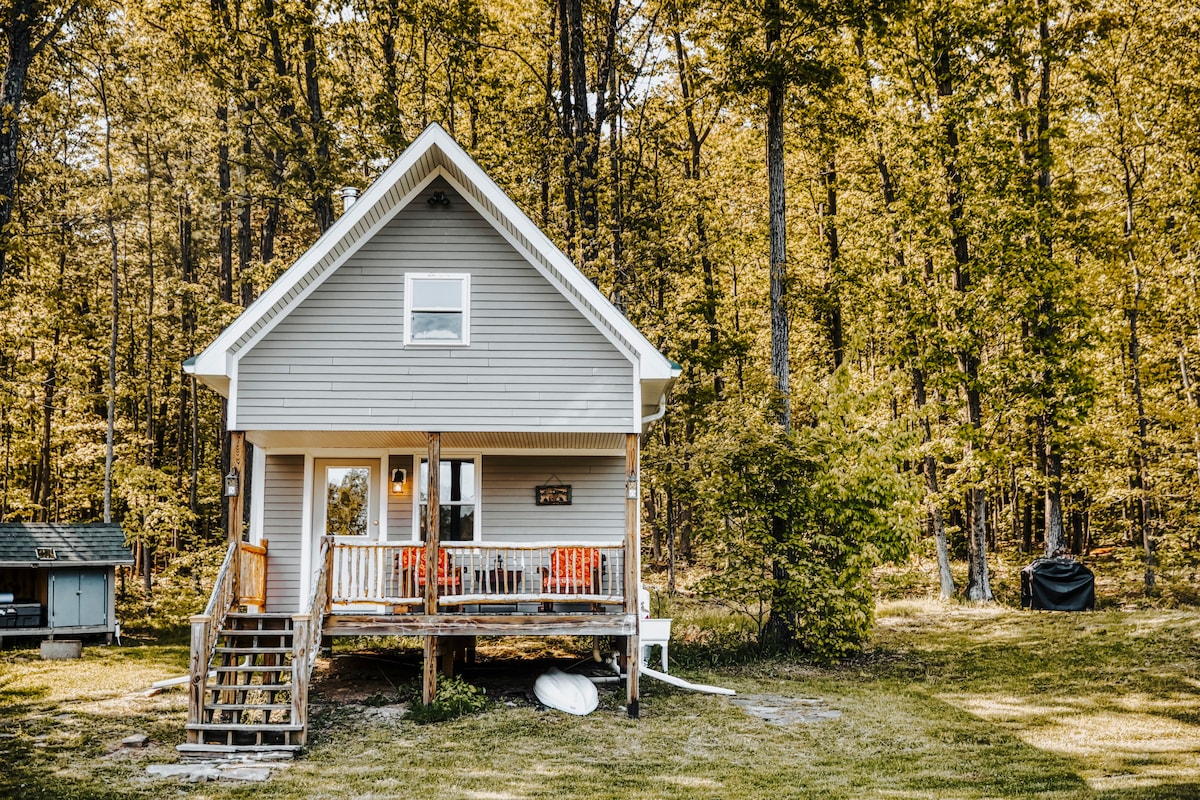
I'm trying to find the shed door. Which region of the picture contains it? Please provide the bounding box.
[50,570,107,629]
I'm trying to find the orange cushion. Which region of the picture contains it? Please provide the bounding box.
[399,547,459,586]
[544,548,599,592]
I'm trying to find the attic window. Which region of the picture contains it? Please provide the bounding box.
[35,547,56,560]
[405,273,470,346]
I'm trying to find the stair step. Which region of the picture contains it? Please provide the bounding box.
[214,646,293,654]
[218,634,292,643]
[208,703,292,712]
[177,743,303,757]
[187,723,305,733]
[213,664,293,672]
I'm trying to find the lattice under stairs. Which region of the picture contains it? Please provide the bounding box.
[183,613,305,753]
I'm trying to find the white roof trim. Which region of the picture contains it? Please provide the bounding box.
[185,123,678,394]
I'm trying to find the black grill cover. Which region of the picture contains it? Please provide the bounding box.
[1021,558,1095,611]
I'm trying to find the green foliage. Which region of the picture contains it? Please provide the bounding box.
[693,371,919,659]
[405,675,490,724]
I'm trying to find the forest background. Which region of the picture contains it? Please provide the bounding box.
[1,0,1198,648]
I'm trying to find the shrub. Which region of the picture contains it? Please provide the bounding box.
[406,675,489,723]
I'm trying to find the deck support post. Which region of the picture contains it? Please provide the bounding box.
[186,614,210,742]
[292,614,311,745]
[423,432,441,704]
[625,432,640,717]
[227,431,246,600]
[423,635,439,705]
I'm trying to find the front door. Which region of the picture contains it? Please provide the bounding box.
[314,459,381,541]
[313,458,382,608]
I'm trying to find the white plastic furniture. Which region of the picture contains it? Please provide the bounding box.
[639,617,672,672]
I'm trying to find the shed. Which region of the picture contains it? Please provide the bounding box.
[0,523,132,644]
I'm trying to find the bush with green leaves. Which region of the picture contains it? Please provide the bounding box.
[693,370,919,659]
[406,675,489,723]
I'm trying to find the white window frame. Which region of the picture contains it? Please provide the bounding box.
[404,272,471,346]
[413,454,482,543]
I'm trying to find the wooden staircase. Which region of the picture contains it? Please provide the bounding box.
[182,613,305,753]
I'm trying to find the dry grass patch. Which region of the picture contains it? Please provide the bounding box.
[1,604,1198,799]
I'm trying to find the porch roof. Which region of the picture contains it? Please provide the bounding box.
[245,429,627,452]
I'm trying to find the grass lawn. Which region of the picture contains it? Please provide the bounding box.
[0,601,1197,799]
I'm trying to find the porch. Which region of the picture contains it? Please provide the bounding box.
[185,532,639,753]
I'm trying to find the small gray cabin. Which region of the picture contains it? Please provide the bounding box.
[182,123,678,753]
[0,523,131,645]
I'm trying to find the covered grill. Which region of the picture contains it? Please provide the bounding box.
[1021,557,1095,611]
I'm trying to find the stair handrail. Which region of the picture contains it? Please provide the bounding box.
[291,536,333,745]
[187,539,239,737]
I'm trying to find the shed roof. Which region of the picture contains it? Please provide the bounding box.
[0,523,133,567]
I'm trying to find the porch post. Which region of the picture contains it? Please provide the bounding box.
[625,432,640,718]
[227,431,246,600]
[423,431,441,704]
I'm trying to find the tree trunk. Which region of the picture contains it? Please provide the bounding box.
[763,0,793,647]
[822,156,843,370]
[933,19,991,601]
[0,0,79,282]
[672,27,723,400]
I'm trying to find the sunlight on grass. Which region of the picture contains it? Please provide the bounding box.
[0,605,1197,799]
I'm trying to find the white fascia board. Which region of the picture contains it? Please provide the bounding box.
[435,170,640,373]
[428,133,676,382]
[231,169,445,363]
[188,125,456,382]
[188,123,676,396]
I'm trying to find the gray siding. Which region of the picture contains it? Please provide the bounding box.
[263,455,304,612]
[387,454,415,540]
[481,455,624,542]
[236,179,634,432]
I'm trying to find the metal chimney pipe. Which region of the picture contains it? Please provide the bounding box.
[341,186,360,212]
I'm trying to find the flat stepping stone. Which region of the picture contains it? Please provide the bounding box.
[730,693,842,725]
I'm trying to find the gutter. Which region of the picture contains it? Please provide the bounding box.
[640,360,681,427]
[640,391,669,426]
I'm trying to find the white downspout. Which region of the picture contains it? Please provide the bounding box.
[640,391,669,427]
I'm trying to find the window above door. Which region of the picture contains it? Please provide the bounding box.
[405,273,470,346]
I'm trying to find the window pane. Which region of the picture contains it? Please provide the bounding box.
[411,311,462,341]
[445,460,475,503]
[412,279,463,309]
[417,505,476,542]
[325,467,369,536]
[418,460,476,505]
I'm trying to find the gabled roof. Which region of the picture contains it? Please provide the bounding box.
[0,523,133,567]
[185,124,679,407]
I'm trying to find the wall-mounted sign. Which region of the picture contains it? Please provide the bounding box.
[535,485,572,506]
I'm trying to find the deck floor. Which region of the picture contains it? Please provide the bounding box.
[323,612,636,637]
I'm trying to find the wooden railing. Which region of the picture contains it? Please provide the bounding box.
[187,540,239,737]
[329,540,626,607]
[238,541,268,608]
[291,537,333,745]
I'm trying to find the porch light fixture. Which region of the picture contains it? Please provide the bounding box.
[390,468,408,495]
[625,475,638,499]
[428,190,450,207]
[224,468,240,498]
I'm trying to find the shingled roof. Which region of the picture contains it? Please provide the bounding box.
[0,523,133,567]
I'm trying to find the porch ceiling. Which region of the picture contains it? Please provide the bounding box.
[245,429,627,452]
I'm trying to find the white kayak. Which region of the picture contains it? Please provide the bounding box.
[533,667,599,715]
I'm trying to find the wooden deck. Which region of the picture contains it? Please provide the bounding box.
[323,612,636,637]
